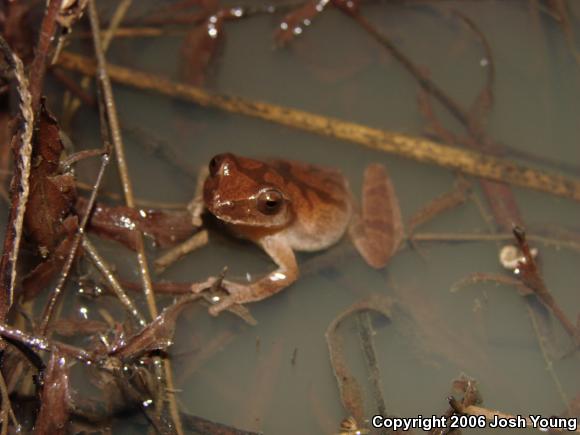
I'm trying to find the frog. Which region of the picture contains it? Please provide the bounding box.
[190,153,403,315]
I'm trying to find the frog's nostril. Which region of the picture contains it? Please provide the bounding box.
[209,155,221,176]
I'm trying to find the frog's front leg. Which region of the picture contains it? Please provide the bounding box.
[348,163,403,269]
[192,234,298,316]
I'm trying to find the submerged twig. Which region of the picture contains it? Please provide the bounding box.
[433,375,481,435]
[154,230,208,273]
[512,226,580,343]
[56,51,580,202]
[346,5,524,232]
[326,296,394,427]
[101,0,134,49]
[75,181,187,209]
[87,3,183,434]
[0,323,92,363]
[0,370,19,434]
[410,231,580,253]
[82,237,146,326]
[39,152,110,335]
[62,0,132,125]
[407,177,470,234]
[451,270,570,404]
[527,304,570,411]
[28,0,64,116]
[356,312,386,417]
[86,0,157,320]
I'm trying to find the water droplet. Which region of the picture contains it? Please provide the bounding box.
[315,0,330,12]
[231,7,243,17]
[208,25,218,38]
[119,215,136,230]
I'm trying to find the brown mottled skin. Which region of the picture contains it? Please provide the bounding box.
[192,153,399,315]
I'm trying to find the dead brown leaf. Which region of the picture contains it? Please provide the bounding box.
[33,351,71,435]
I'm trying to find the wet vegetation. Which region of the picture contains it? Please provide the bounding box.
[0,0,578,433]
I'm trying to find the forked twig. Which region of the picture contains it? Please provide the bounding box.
[82,237,146,326]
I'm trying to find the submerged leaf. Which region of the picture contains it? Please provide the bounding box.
[349,164,403,269]
[34,352,71,435]
[77,198,195,250]
[274,1,324,46]
[326,296,394,425]
[181,16,224,86]
[21,215,78,301]
[24,103,76,256]
[108,295,200,360]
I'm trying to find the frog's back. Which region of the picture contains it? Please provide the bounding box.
[269,159,352,251]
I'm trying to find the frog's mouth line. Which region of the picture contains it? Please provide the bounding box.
[207,198,291,228]
[207,199,256,225]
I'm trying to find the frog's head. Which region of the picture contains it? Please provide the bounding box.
[203,153,292,228]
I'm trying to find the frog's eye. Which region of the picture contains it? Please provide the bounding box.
[257,189,284,215]
[208,156,221,176]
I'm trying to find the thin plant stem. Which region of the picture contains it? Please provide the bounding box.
[82,237,147,327]
[75,181,187,209]
[63,0,132,125]
[527,305,570,412]
[87,3,184,434]
[410,232,580,253]
[28,0,63,116]
[154,230,208,273]
[39,153,110,335]
[87,0,157,319]
[101,0,134,49]
[0,370,19,434]
[56,51,580,202]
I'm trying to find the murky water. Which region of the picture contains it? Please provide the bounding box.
[5,0,580,433]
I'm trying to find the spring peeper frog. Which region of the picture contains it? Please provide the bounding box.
[191,153,402,315]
